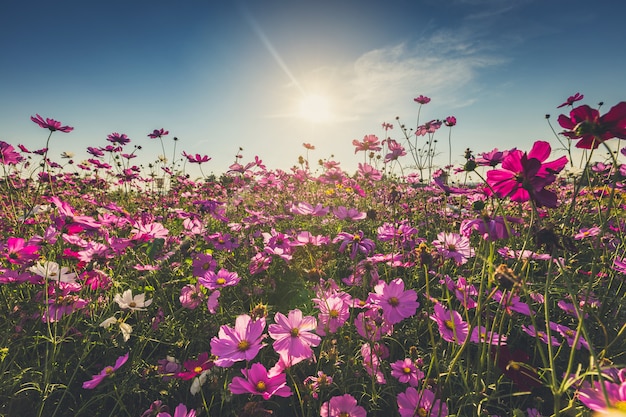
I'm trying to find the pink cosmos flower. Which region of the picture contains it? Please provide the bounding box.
[558,102,626,149]
[82,352,129,389]
[179,283,205,310]
[354,308,393,341]
[548,322,589,350]
[521,324,560,346]
[414,95,431,104]
[31,114,74,132]
[577,375,626,413]
[0,141,23,165]
[304,371,333,399]
[397,387,448,417]
[183,152,211,164]
[206,290,220,314]
[460,215,523,241]
[367,278,419,324]
[475,148,512,167]
[314,294,350,336]
[391,358,424,387]
[430,303,469,345]
[106,132,131,145]
[556,92,584,108]
[210,314,266,367]
[352,134,382,154]
[432,232,474,265]
[486,141,568,207]
[333,231,376,259]
[574,226,601,240]
[229,362,292,400]
[470,326,507,345]
[332,206,366,221]
[320,394,367,417]
[360,342,386,383]
[289,202,330,216]
[198,269,240,290]
[415,119,442,136]
[2,237,39,265]
[268,309,321,366]
[148,128,169,139]
[385,139,406,162]
[444,116,457,127]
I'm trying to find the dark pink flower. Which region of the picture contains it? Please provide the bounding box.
[444,116,457,127]
[558,102,626,149]
[198,268,240,290]
[210,314,266,367]
[486,141,568,207]
[228,362,292,400]
[414,95,431,104]
[0,141,23,165]
[475,148,512,167]
[175,352,214,381]
[415,119,442,136]
[430,303,469,345]
[320,393,367,417]
[148,128,169,139]
[556,92,584,108]
[3,237,39,265]
[31,114,74,133]
[333,231,375,260]
[183,152,211,164]
[385,139,406,162]
[106,132,131,145]
[82,352,129,389]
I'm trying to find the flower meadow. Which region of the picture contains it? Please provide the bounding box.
[1,94,626,417]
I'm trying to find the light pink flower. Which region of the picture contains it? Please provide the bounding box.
[210,314,266,367]
[82,352,129,389]
[268,309,321,366]
[320,393,367,417]
[367,278,419,324]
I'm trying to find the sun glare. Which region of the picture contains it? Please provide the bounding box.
[297,94,333,123]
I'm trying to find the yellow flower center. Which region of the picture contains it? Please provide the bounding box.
[389,296,399,307]
[216,278,226,285]
[507,361,520,371]
[614,401,626,411]
[237,340,250,351]
[256,381,266,392]
[129,301,137,308]
[329,309,339,319]
[339,413,350,417]
[104,366,115,375]
[353,234,361,241]
[290,327,300,337]
[403,366,412,374]
[194,366,203,374]
[417,407,428,417]
[445,320,455,330]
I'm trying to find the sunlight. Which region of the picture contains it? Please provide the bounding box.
[297,94,333,123]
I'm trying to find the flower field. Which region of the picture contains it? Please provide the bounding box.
[1,94,625,417]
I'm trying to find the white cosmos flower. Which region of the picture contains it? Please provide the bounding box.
[100,316,118,328]
[29,261,77,283]
[114,289,153,311]
[100,316,133,342]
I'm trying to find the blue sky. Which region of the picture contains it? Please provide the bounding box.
[2,0,626,178]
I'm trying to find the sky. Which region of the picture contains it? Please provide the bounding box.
[2,0,626,179]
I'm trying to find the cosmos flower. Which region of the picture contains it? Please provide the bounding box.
[2,237,39,265]
[175,352,214,381]
[414,95,431,104]
[352,134,382,154]
[29,261,77,284]
[183,152,211,164]
[432,232,474,265]
[558,101,626,149]
[148,128,169,139]
[556,92,584,108]
[268,309,321,366]
[114,289,153,311]
[31,114,74,132]
[397,387,448,417]
[486,141,568,207]
[210,314,267,367]
[228,362,292,400]
[0,141,23,165]
[198,269,240,291]
[320,394,367,417]
[82,352,129,389]
[367,278,419,325]
[430,303,469,345]
[391,358,424,387]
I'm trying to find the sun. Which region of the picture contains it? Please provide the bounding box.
[297,93,333,123]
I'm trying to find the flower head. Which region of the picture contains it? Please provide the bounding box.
[210,314,266,367]
[114,289,153,311]
[31,114,74,132]
[367,278,419,324]
[0,141,24,165]
[430,303,469,345]
[82,352,129,389]
[268,309,321,366]
[558,102,626,149]
[320,393,367,417]
[148,128,169,139]
[229,362,292,400]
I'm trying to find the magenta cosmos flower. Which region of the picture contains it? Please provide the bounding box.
[556,92,584,108]
[0,141,24,165]
[414,95,431,104]
[229,362,292,400]
[183,151,211,164]
[391,358,424,387]
[3,237,39,265]
[558,101,626,149]
[268,309,321,366]
[397,387,448,417]
[320,393,367,417]
[210,314,266,367]
[486,140,568,208]
[148,128,169,139]
[175,352,214,380]
[31,114,74,132]
[577,373,626,414]
[82,352,129,389]
[430,303,469,345]
[367,278,419,325]
[198,268,240,290]
[352,134,382,154]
